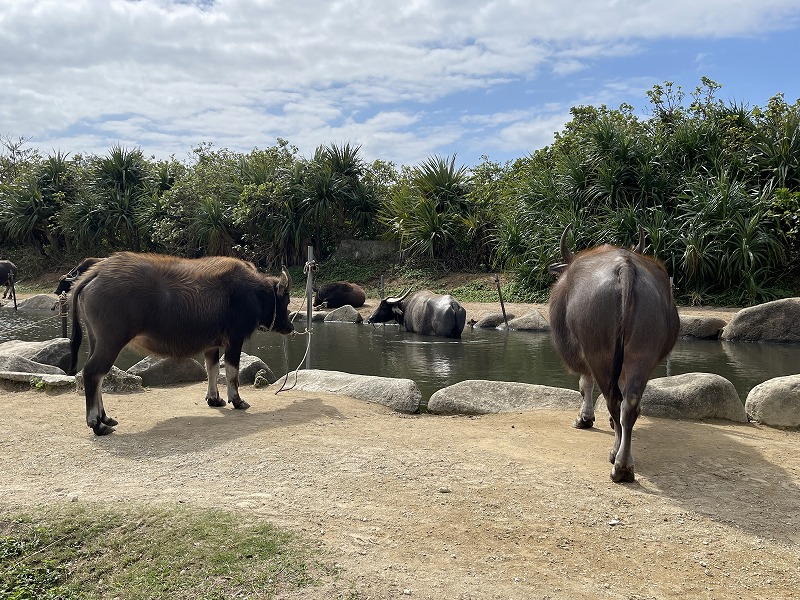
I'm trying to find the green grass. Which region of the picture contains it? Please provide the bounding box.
[0,503,349,599]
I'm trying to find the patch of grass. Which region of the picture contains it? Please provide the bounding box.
[0,503,344,599]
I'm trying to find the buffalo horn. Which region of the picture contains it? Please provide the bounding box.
[386,288,412,304]
[278,265,292,294]
[559,224,574,263]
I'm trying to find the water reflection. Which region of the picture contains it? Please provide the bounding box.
[3,308,798,403]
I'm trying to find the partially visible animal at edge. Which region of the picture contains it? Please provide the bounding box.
[312,281,366,309]
[1,260,17,299]
[548,225,679,483]
[54,257,105,295]
[366,289,467,338]
[68,252,294,436]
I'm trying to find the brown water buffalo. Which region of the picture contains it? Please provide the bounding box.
[68,252,294,435]
[313,281,366,309]
[54,257,105,295]
[366,289,467,338]
[548,225,679,483]
[1,260,17,299]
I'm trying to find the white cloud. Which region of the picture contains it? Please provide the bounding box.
[1,0,798,166]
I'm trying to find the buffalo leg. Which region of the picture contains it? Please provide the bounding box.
[610,377,645,483]
[573,373,596,428]
[224,344,249,410]
[82,344,122,436]
[204,348,225,407]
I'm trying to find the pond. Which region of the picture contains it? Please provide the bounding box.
[2,307,799,405]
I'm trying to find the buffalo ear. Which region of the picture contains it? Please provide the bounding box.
[548,262,568,276]
[278,265,292,294]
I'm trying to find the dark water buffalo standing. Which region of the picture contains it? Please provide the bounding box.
[54,257,105,294]
[1,260,17,299]
[68,252,294,435]
[548,226,679,483]
[313,281,366,308]
[367,289,467,338]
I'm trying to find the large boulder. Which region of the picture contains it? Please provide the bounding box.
[0,371,74,393]
[641,373,747,422]
[268,369,421,413]
[15,294,58,311]
[218,353,277,385]
[0,354,65,375]
[323,305,363,323]
[128,356,207,387]
[76,366,142,393]
[679,315,727,339]
[473,312,515,328]
[427,380,581,415]
[721,298,800,344]
[290,310,327,323]
[745,375,800,428]
[0,338,71,372]
[498,310,550,331]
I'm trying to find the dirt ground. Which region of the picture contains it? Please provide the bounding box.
[3,295,798,599]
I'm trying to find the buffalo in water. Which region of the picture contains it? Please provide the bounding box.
[313,281,366,309]
[68,252,294,435]
[54,257,105,295]
[1,260,17,299]
[548,226,679,483]
[367,289,467,338]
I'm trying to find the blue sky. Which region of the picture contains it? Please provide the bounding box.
[1,0,799,170]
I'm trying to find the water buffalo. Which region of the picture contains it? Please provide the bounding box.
[367,289,467,338]
[1,260,17,299]
[68,252,294,435]
[548,225,679,483]
[54,257,105,295]
[313,281,366,309]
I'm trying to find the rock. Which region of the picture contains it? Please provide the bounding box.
[128,356,207,387]
[679,315,727,339]
[218,353,277,385]
[474,312,515,328]
[0,371,75,393]
[14,294,58,311]
[290,310,327,322]
[268,369,421,413]
[499,310,550,331]
[76,366,142,393]
[427,380,581,415]
[323,305,363,323]
[0,354,65,375]
[641,373,747,422]
[0,338,72,372]
[745,375,800,428]
[721,298,800,344]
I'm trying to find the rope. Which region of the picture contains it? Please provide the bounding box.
[274,294,314,394]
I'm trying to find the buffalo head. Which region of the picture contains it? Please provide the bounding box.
[366,288,412,325]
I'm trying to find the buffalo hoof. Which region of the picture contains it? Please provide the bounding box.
[207,396,226,408]
[230,398,250,410]
[101,415,118,427]
[610,464,635,483]
[572,415,594,429]
[92,422,115,436]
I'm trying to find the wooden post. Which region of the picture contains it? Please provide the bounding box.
[305,246,315,370]
[494,274,508,328]
[59,292,69,338]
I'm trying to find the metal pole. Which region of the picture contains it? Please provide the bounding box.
[494,274,508,328]
[305,246,315,370]
[59,292,69,338]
